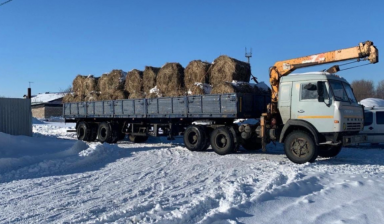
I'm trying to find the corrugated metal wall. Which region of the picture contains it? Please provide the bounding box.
[0,98,32,136]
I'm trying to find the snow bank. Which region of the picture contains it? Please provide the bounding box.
[360,98,384,108]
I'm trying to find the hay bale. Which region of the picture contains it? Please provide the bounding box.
[184,60,210,90]
[72,75,86,95]
[125,69,143,94]
[208,55,251,86]
[62,93,75,103]
[164,88,187,97]
[99,90,128,101]
[211,81,254,94]
[143,66,160,95]
[188,83,212,95]
[157,63,185,94]
[84,92,100,102]
[83,75,99,95]
[128,92,145,99]
[98,70,126,93]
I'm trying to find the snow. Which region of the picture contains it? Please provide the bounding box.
[31,92,66,104]
[149,86,162,97]
[1,120,384,223]
[188,82,213,95]
[360,98,384,108]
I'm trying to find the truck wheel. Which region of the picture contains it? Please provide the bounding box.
[97,122,112,143]
[318,145,342,158]
[210,127,235,155]
[241,138,261,151]
[183,125,207,151]
[77,121,91,141]
[129,135,148,143]
[284,131,318,164]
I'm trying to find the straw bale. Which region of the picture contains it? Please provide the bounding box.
[72,75,86,95]
[83,76,99,95]
[128,92,145,99]
[99,90,128,101]
[184,60,210,90]
[208,55,251,85]
[62,93,75,103]
[164,88,187,97]
[211,82,254,94]
[98,70,126,93]
[84,92,100,102]
[146,92,159,99]
[157,63,185,94]
[143,66,160,95]
[125,69,143,94]
[189,85,204,95]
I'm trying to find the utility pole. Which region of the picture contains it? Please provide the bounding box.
[245,47,252,64]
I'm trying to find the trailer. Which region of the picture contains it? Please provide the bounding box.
[64,93,270,155]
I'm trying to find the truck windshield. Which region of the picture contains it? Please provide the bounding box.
[329,80,349,102]
[343,83,357,103]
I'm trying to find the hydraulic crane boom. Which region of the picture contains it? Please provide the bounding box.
[269,41,379,104]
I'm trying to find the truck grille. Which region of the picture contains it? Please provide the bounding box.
[346,123,361,130]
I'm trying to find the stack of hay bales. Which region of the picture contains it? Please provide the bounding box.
[143,66,160,98]
[98,69,127,100]
[63,75,99,103]
[209,55,253,94]
[125,69,145,99]
[157,63,186,97]
[209,55,251,85]
[184,60,210,95]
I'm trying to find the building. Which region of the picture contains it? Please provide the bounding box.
[31,92,66,119]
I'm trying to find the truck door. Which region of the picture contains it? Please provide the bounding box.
[278,82,292,124]
[362,111,375,143]
[291,81,334,133]
[374,111,384,143]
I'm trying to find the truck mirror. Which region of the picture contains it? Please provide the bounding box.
[317,81,325,102]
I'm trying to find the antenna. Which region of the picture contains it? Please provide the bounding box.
[245,47,252,64]
[29,81,33,88]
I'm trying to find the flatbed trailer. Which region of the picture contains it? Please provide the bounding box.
[64,93,270,154]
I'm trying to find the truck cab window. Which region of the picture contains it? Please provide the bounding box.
[301,83,318,100]
[329,81,349,102]
[376,112,384,125]
[364,111,373,126]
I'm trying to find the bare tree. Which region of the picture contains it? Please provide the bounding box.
[351,79,376,102]
[60,85,72,93]
[376,80,384,99]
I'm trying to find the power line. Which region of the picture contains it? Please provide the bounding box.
[0,0,13,7]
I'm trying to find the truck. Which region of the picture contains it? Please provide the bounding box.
[64,41,379,164]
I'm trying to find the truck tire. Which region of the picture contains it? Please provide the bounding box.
[241,138,261,151]
[284,131,318,164]
[97,122,113,143]
[129,135,148,143]
[210,127,235,155]
[318,145,342,158]
[77,121,91,141]
[183,125,207,151]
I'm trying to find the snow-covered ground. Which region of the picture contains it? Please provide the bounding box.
[1,120,384,223]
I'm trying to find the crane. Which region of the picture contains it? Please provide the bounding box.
[269,41,379,109]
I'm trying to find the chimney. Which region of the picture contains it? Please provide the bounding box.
[27,88,31,99]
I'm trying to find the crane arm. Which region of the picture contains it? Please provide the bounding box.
[269,41,378,103]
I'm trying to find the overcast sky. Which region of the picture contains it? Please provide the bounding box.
[0,0,383,97]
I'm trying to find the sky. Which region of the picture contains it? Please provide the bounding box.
[0,0,383,98]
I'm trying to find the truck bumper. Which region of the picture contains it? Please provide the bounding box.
[343,135,367,146]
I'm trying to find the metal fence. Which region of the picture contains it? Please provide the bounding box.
[0,98,32,136]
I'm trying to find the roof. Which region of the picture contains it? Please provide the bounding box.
[31,92,66,105]
[281,72,347,83]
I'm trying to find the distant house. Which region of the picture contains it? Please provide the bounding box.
[31,92,66,119]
